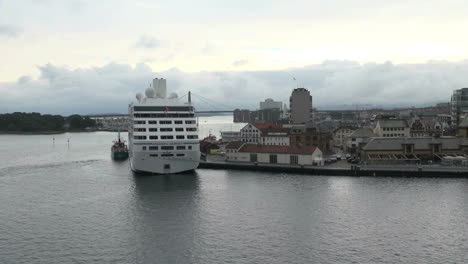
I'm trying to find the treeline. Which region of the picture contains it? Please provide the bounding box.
[0,112,96,132]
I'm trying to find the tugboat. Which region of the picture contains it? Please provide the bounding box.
[111,132,129,160]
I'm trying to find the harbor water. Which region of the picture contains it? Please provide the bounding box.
[0,116,467,263]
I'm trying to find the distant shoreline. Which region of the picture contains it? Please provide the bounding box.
[0,129,100,135]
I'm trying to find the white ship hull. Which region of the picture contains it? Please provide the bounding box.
[128,78,201,175]
[130,148,200,174]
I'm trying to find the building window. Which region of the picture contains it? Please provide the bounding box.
[434,145,440,153]
[134,136,147,140]
[149,128,158,132]
[176,146,186,150]
[161,135,174,139]
[187,135,198,139]
[174,121,183,124]
[142,146,146,151]
[176,153,185,157]
[148,121,157,124]
[149,146,158,150]
[160,120,172,124]
[185,120,196,124]
[250,153,257,162]
[186,128,197,132]
[176,135,185,139]
[160,128,173,132]
[149,136,158,140]
[188,146,192,150]
[135,128,146,132]
[161,146,174,150]
[290,155,298,165]
[269,154,277,164]
[175,128,184,132]
[134,121,145,124]
[161,154,174,157]
[405,145,412,153]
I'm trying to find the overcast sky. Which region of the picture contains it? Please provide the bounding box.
[1,0,468,114]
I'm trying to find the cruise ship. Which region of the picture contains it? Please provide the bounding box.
[128,78,200,174]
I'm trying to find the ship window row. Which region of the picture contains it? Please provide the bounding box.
[134,135,198,140]
[142,145,193,151]
[134,113,194,118]
[134,120,196,125]
[133,127,197,132]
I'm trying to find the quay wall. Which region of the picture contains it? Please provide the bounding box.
[198,161,468,178]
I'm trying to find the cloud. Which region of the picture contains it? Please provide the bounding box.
[134,35,160,49]
[0,60,467,115]
[232,60,249,67]
[17,76,32,84]
[0,25,21,38]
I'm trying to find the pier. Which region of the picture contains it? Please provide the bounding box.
[198,160,468,178]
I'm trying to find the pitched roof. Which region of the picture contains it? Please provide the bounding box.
[251,122,283,129]
[225,141,245,150]
[239,144,318,155]
[349,128,376,138]
[363,137,468,151]
[377,119,408,128]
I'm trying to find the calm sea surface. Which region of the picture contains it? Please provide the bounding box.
[0,116,467,264]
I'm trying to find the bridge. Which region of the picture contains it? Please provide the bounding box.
[86,110,234,118]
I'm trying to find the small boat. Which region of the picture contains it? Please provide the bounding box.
[111,132,129,160]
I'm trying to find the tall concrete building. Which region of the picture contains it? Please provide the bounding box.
[289,88,312,124]
[451,88,468,127]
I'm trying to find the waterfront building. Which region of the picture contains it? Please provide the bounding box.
[225,142,323,166]
[346,128,376,155]
[361,137,468,164]
[240,122,282,143]
[290,88,313,124]
[332,126,356,150]
[261,127,290,146]
[257,108,281,123]
[289,125,332,154]
[233,109,253,123]
[373,119,410,137]
[260,98,282,110]
[451,88,468,127]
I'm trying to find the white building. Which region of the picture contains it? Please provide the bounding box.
[374,119,410,137]
[225,142,323,166]
[240,123,289,145]
[333,127,356,149]
[260,98,283,110]
[240,122,282,143]
[261,128,290,146]
[220,131,241,143]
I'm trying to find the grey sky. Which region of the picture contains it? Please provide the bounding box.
[0,0,468,113]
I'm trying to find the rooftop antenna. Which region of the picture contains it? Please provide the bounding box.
[188,91,192,104]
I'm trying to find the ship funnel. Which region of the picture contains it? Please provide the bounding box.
[153,78,167,99]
